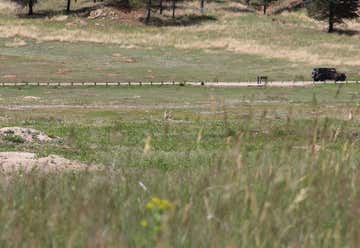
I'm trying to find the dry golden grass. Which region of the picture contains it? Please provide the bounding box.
[0,0,19,11]
[1,22,359,66]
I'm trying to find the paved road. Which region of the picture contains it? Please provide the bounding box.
[0,81,358,87]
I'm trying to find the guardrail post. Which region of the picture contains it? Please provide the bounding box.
[118,82,120,86]
[139,81,142,86]
[128,82,131,86]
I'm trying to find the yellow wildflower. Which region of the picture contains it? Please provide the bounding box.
[146,202,155,210]
[159,199,173,210]
[140,219,148,227]
[151,197,161,205]
[146,197,173,211]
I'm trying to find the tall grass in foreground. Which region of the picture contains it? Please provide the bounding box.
[0,114,359,247]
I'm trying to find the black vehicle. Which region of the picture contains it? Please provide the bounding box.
[312,68,346,82]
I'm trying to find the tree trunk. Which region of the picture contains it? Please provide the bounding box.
[145,0,151,24]
[263,2,267,15]
[172,0,176,18]
[200,0,204,14]
[159,0,163,14]
[28,0,33,15]
[328,19,334,33]
[66,0,71,14]
[328,1,334,33]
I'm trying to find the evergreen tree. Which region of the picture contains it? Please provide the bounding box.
[306,0,359,33]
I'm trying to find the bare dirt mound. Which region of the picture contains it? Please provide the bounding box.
[0,127,60,143]
[88,6,143,23]
[0,152,97,174]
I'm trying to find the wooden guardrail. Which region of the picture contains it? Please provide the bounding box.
[0,81,357,87]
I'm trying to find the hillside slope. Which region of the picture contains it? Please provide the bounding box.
[0,0,360,81]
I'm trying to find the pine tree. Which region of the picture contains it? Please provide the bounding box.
[306,0,359,33]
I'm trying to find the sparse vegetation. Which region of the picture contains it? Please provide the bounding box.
[3,134,25,143]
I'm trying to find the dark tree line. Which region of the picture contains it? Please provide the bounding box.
[12,0,204,20]
[10,0,360,33]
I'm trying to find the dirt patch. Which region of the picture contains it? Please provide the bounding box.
[88,6,143,23]
[23,96,40,101]
[3,74,17,79]
[120,58,136,63]
[0,127,59,143]
[0,152,96,174]
[51,15,68,22]
[56,68,72,75]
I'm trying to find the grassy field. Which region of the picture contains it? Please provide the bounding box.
[0,85,359,246]
[1,0,360,246]
[1,0,360,82]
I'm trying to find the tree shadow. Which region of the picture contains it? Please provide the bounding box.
[17,0,131,19]
[17,6,98,18]
[140,14,217,26]
[221,6,255,13]
[333,28,360,36]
